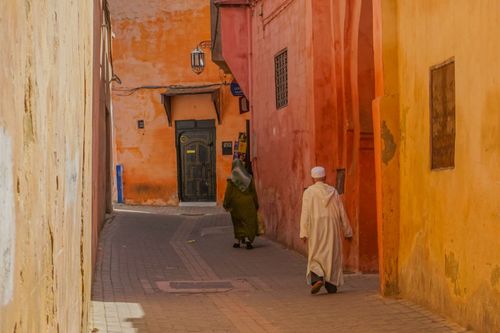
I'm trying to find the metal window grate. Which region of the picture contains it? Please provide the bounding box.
[430,58,455,170]
[274,49,288,109]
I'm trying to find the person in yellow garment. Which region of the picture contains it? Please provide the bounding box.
[223,159,259,250]
[300,166,353,294]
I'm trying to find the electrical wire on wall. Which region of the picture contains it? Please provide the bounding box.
[112,83,229,97]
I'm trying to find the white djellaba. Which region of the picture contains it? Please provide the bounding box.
[300,167,353,287]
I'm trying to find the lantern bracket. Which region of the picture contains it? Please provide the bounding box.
[197,40,212,50]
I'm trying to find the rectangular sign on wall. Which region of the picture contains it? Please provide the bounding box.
[430,58,456,170]
[222,141,233,155]
[336,168,346,194]
[230,81,244,96]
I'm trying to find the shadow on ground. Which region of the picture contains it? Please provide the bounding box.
[89,208,464,333]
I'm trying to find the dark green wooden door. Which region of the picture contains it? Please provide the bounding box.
[176,120,216,202]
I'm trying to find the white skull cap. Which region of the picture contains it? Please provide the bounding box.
[311,166,326,178]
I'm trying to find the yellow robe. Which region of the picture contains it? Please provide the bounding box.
[300,182,352,286]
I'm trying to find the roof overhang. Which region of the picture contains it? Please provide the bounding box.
[161,85,222,127]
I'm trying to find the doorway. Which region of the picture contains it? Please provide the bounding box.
[175,120,216,202]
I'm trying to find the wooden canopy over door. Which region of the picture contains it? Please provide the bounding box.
[161,85,222,127]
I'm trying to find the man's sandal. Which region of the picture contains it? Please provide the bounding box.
[311,280,324,294]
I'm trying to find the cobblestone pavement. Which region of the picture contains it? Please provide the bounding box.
[89,206,468,333]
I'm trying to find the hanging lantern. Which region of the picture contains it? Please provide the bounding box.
[191,47,205,75]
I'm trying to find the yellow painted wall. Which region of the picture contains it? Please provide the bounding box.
[0,1,94,332]
[379,0,500,331]
[373,0,401,296]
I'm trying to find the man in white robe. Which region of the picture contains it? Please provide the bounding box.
[300,166,353,294]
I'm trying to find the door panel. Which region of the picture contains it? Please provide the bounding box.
[176,120,216,202]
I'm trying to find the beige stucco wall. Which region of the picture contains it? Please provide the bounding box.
[0,1,94,332]
[376,0,500,331]
[92,0,114,268]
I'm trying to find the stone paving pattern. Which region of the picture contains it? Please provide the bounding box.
[89,206,469,333]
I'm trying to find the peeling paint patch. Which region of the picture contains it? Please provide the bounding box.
[0,128,15,306]
[23,76,35,144]
[381,121,396,164]
[445,252,462,295]
[445,252,459,282]
[64,144,80,211]
[491,265,500,288]
[110,0,206,20]
[384,280,399,297]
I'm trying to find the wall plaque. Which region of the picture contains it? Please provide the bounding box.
[239,96,250,114]
[336,168,346,194]
[230,81,244,97]
[430,59,455,170]
[222,141,233,155]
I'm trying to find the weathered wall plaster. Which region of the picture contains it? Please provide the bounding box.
[110,0,249,205]
[219,6,251,97]
[372,0,401,296]
[230,0,379,272]
[0,1,95,332]
[92,0,114,268]
[374,0,500,330]
[0,129,15,307]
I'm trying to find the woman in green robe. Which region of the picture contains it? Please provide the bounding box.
[223,159,259,250]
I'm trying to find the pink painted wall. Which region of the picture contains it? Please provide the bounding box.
[250,0,313,253]
[220,7,251,97]
[218,0,378,272]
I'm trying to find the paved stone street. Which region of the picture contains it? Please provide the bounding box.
[89,207,468,333]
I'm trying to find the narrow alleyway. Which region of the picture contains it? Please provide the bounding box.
[89,207,467,333]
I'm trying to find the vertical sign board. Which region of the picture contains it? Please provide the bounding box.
[116,164,124,203]
[430,59,456,170]
[233,133,248,160]
[239,97,250,114]
[233,141,239,159]
[336,168,346,194]
[237,132,248,154]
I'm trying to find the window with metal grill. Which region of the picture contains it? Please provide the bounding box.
[274,49,288,109]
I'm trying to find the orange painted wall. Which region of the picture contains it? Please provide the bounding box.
[216,0,379,272]
[109,0,248,205]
